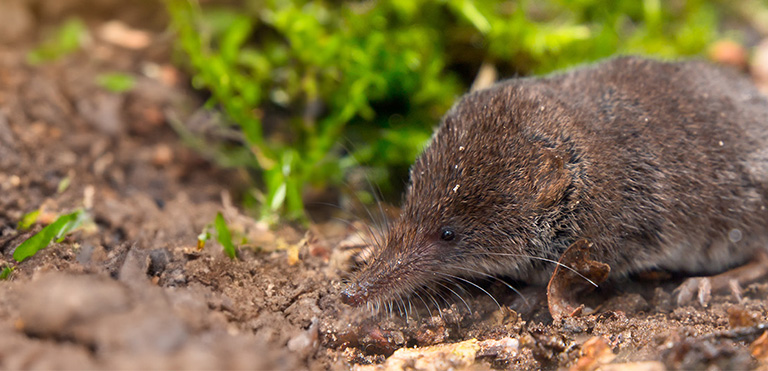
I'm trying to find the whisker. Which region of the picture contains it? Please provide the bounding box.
[329,216,385,265]
[464,251,599,288]
[432,287,453,313]
[444,264,530,306]
[413,290,434,318]
[361,222,384,255]
[342,193,384,250]
[304,149,387,249]
[399,295,409,319]
[306,201,346,211]
[395,297,404,317]
[434,271,502,310]
[331,216,380,254]
[451,281,470,298]
[337,139,391,239]
[408,297,419,321]
[437,281,472,313]
[370,179,389,233]
[425,291,444,318]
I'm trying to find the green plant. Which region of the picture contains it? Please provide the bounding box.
[13,209,90,263]
[27,18,88,65]
[96,73,137,93]
[0,266,13,280]
[196,213,238,259]
[166,0,725,222]
[168,0,459,222]
[17,209,40,231]
[214,213,237,259]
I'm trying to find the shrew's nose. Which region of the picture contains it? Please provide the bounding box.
[340,285,368,306]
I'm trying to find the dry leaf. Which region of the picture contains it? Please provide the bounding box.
[547,239,610,322]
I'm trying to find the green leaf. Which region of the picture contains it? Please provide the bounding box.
[220,15,253,63]
[17,209,40,231]
[96,73,137,93]
[27,18,87,65]
[453,0,491,34]
[197,230,210,250]
[13,210,87,262]
[214,212,237,259]
[57,175,72,193]
[0,266,14,280]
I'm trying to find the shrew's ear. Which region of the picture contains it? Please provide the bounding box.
[534,149,570,208]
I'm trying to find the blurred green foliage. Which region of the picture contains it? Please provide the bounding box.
[27,18,88,65]
[13,209,90,263]
[17,209,40,231]
[96,73,137,93]
[0,266,13,280]
[214,212,238,259]
[167,0,725,222]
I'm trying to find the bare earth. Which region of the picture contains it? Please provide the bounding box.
[0,1,767,370]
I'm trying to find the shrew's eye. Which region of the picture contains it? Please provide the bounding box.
[440,227,456,241]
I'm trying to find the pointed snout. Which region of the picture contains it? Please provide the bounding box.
[340,283,369,307]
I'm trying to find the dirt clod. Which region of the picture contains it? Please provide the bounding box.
[17,273,131,337]
[571,336,615,371]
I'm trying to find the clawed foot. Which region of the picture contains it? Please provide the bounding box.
[673,276,712,307]
[673,251,768,306]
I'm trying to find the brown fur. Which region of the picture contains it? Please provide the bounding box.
[341,56,768,306]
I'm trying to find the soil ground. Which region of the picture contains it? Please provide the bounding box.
[1,1,767,370]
